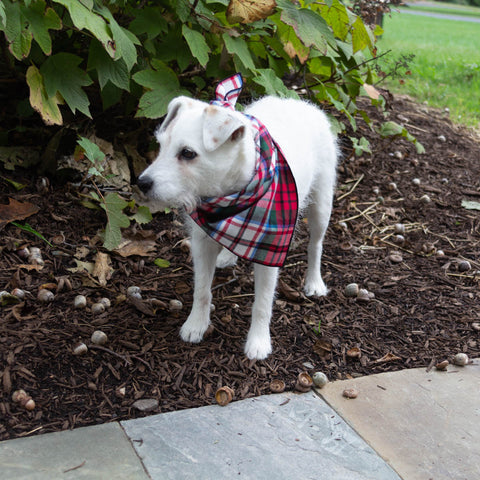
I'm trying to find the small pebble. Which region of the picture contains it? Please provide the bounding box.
[394,234,405,245]
[437,135,447,143]
[420,194,431,204]
[343,387,359,399]
[312,372,328,388]
[394,223,405,234]
[356,288,370,302]
[132,398,159,412]
[412,178,421,186]
[389,253,403,263]
[11,288,26,300]
[387,182,397,191]
[394,151,403,159]
[91,302,106,315]
[453,353,469,366]
[472,322,480,331]
[169,299,183,311]
[345,283,359,298]
[99,297,111,308]
[91,330,108,345]
[437,250,445,257]
[38,289,54,303]
[73,342,88,355]
[458,260,471,272]
[127,286,142,299]
[74,295,87,309]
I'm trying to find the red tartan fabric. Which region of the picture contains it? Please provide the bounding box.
[189,75,299,267]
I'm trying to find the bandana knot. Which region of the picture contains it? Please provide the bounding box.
[189,74,299,267]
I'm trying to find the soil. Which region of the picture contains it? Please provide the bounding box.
[1,95,479,441]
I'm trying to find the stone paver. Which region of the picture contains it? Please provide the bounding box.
[319,361,480,480]
[121,391,401,480]
[0,422,148,480]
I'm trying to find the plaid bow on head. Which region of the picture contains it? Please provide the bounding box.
[189,74,299,267]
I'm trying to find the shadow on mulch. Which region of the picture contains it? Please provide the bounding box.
[1,95,479,440]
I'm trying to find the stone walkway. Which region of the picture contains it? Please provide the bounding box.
[1,361,479,479]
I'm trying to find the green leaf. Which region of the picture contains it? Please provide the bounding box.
[128,7,168,40]
[277,0,334,53]
[12,222,53,247]
[96,5,139,71]
[23,0,62,56]
[41,53,93,118]
[351,136,371,156]
[3,0,32,60]
[133,62,189,118]
[350,16,373,54]
[182,25,210,67]
[101,192,131,250]
[222,33,256,71]
[317,0,349,41]
[132,205,153,225]
[378,121,425,154]
[154,258,171,268]
[0,2,6,29]
[77,136,105,166]
[253,69,299,99]
[53,0,115,57]
[88,39,130,91]
[26,65,63,126]
[0,176,27,191]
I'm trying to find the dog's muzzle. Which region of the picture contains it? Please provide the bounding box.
[137,175,153,195]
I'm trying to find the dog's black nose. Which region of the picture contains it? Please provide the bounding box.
[137,175,153,194]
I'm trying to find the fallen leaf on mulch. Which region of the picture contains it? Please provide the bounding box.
[374,352,402,363]
[114,230,157,257]
[92,252,113,286]
[0,198,39,230]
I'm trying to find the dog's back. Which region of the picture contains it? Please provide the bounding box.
[245,97,338,211]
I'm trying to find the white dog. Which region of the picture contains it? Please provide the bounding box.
[138,75,338,360]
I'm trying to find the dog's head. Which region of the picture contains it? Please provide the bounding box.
[137,97,255,213]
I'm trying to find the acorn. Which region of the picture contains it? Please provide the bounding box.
[295,372,313,392]
[74,295,87,309]
[312,372,328,388]
[12,389,35,410]
[346,347,362,359]
[91,302,106,315]
[91,330,108,345]
[73,342,88,355]
[11,288,26,300]
[127,286,142,299]
[169,299,183,311]
[453,353,469,366]
[215,386,234,406]
[343,387,359,399]
[435,360,449,371]
[344,283,359,298]
[269,379,286,393]
[99,297,111,308]
[37,289,54,303]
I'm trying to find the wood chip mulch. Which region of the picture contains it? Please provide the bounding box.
[1,95,479,441]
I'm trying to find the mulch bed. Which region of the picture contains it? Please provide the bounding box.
[1,95,479,441]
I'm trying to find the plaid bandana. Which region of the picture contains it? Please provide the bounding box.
[190,74,298,267]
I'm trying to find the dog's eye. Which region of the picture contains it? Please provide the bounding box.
[179,148,197,161]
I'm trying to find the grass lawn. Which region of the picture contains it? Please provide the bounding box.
[376,9,480,128]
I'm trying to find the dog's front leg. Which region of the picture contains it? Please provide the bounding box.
[180,226,221,343]
[244,264,279,360]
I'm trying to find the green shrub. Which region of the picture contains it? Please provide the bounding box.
[0,0,382,132]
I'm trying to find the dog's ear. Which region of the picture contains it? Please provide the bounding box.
[159,97,190,133]
[202,105,245,152]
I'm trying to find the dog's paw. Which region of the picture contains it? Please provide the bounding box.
[216,248,238,269]
[180,316,210,343]
[244,334,272,360]
[304,279,328,298]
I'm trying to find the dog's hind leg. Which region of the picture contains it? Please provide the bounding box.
[180,226,221,343]
[304,189,333,297]
[244,264,279,360]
